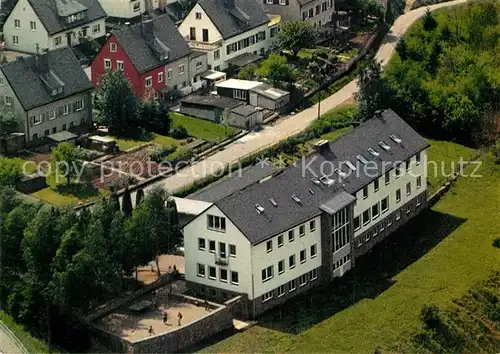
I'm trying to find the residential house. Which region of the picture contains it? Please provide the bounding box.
[3,0,107,54]
[91,14,208,100]
[182,109,429,317]
[97,0,145,19]
[260,0,335,27]
[0,47,93,144]
[178,0,277,72]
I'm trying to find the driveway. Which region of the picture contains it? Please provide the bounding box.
[123,0,469,200]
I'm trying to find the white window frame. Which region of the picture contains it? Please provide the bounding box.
[75,99,84,111]
[62,104,69,116]
[196,60,203,69]
[48,110,56,120]
[396,210,401,220]
[300,249,306,264]
[30,21,36,31]
[299,224,305,237]
[288,229,294,242]
[288,279,296,292]
[145,76,152,88]
[396,189,401,203]
[385,171,390,185]
[310,268,318,281]
[117,60,124,70]
[277,234,283,247]
[262,291,273,302]
[214,49,220,60]
[372,202,380,220]
[277,285,286,297]
[219,268,228,283]
[110,43,117,52]
[310,244,317,258]
[195,11,202,19]
[363,186,368,199]
[262,266,273,282]
[362,209,370,226]
[197,263,205,277]
[14,19,20,29]
[381,196,389,213]
[12,36,19,45]
[374,178,379,192]
[5,96,13,106]
[309,220,316,232]
[33,114,42,125]
[158,72,164,83]
[229,244,236,257]
[416,196,422,207]
[278,260,285,274]
[233,89,247,100]
[416,152,421,165]
[207,215,226,232]
[208,266,216,280]
[406,182,411,196]
[167,69,173,79]
[280,0,286,4]
[266,0,273,3]
[92,24,100,34]
[208,240,215,253]
[179,64,185,75]
[289,254,296,269]
[133,1,141,12]
[266,240,273,253]
[198,238,205,250]
[104,59,111,69]
[417,176,422,189]
[299,274,307,287]
[231,271,239,285]
[353,216,361,231]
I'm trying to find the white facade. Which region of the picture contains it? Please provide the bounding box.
[4,0,106,54]
[178,3,275,71]
[300,0,335,27]
[98,0,145,19]
[352,149,428,239]
[183,205,322,301]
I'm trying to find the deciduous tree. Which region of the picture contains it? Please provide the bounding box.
[277,20,316,57]
[51,142,83,186]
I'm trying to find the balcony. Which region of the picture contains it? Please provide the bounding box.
[215,254,229,266]
[186,38,222,51]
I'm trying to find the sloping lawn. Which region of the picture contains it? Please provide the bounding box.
[201,154,500,353]
[170,113,238,142]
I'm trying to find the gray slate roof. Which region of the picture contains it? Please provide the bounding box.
[113,15,192,74]
[198,0,269,40]
[28,0,106,35]
[1,47,93,111]
[180,95,242,110]
[214,109,430,244]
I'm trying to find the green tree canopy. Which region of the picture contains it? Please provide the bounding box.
[51,142,83,186]
[256,54,297,87]
[0,157,23,187]
[0,107,21,135]
[277,20,316,57]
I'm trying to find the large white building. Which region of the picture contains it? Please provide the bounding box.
[182,109,429,317]
[97,0,145,19]
[178,0,278,72]
[3,0,106,54]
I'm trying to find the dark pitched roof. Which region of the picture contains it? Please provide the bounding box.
[198,0,269,40]
[180,95,243,110]
[214,109,430,244]
[27,0,106,35]
[1,47,93,111]
[113,15,192,74]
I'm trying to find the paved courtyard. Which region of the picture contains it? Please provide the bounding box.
[99,288,209,342]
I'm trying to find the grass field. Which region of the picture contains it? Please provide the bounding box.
[110,133,180,151]
[170,113,238,142]
[200,153,500,353]
[0,311,49,354]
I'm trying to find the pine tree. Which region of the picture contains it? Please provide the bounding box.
[121,185,133,217]
[135,188,145,206]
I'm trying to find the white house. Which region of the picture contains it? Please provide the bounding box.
[260,0,335,28]
[178,0,278,71]
[97,0,145,19]
[3,0,107,54]
[183,109,430,317]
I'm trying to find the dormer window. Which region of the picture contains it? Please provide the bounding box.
[66,11,85,24]
[51,89,57,96]
[110,43,117,52]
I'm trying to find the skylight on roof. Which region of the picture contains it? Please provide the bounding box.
[320,175,334,186]
[309,189,315,195]
[311,177,321,185]
[368,148,380,157]
[292,195,302,204]
[346,161,357,171]
[379,141,391,151]
[255,204,265,214]
[335,168,348,178]
[357,154,369,165]
[269,198,278,207]
[390,134,402,144]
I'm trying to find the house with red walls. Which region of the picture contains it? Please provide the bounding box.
[91,14,208,100]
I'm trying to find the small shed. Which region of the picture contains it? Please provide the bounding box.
[229,104,263,129]
[47,131,78,145]
[249,84,290,110]
[215,79,263,104]
[89,135,118,153]
[179,95,242,123]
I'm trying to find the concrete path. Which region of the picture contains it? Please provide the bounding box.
[124,0,469,199]
[0,321,28,354]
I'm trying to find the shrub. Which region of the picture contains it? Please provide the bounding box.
[170,126,189,139]
[421,304,442,329]
[493,238,500,249]
[150,145,177,163]
[76,147,104,161]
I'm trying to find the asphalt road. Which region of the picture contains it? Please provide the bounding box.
[123,0,469,201]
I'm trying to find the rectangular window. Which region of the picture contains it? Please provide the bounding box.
[299,225,305,237]
[289,254,296,269]
[208,266,216,280]
[202,29,209,42]
[310,244,317,258]
[30,21,36,30]
[406,204,411,214]
[62,124,67,131]
[92,24,100,33]
[288,230,294,242]
[363,186,368,199]
[219,242,226,258]
[385,171,390,185]
[13,36,19,45]
[266,240,273,253]
[374,179,379,192]
[406,160,411,171]
[158,72,164,83]
[133,1,141,11]
[417,176,422,189]
[196,60,203,69]
[220,268,228,282]
[104,59,111,69]
[198,238,205,250]
[233,89,247,100]
[316,4,320,14]
[189,27,196,40]
[416,152,421,165]
[195,11,202,19]
[300,249,306,264]
[396,189,401,203]
[310,268,318,281]
[179,64,185,74]
[381,196,389,213]
[197,263,205,277]
[278,260,284,274]
[288,279,296,292]
[396,210,401,220]
[167,69,172,79]
[117,60,124,70]
[32,114,42,125]
[209,240,215,253]
[145,76,152,88]
[110,43,117,52]
[75,99,84,111]
[266,0,273,3]
[303,12,307,20]
[214,50,221,61]
[278,285,285,297]
[261,265,273,282]
[277,234,283,247]
[229,244,236,257]
[5,96,13,106]
[353,216,360,231]
[363,209,370,225]
[207,215,226,232]
[309,8,313,17]
[14,19,20,28]
[300,274,308,286]
[309,220,316,232]
[406,182,411,196]
[62,104,69,115]
[48,110,56,120]
[262,291,273,302]
[372,203,380,220]
[396,164,401,178]
[231,271,239,285]
[416,196,422,207]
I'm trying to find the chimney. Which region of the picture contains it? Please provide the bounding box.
[313,139,330,153]
[34,44,49,73]
[225,0,235,8]
[141,15,154,40]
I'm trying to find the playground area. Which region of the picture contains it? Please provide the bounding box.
[136,254,185,285]
[97,287,211,342]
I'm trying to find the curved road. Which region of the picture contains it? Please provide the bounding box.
[125,0,469,200]
[0,320,28,354]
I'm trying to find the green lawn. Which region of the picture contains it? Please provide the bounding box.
[201,154,500,353]
[170,113,239,142]
[108,133,180,151]
[0,311,49,353]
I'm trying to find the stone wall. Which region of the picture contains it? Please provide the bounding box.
[130,294,233,353]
